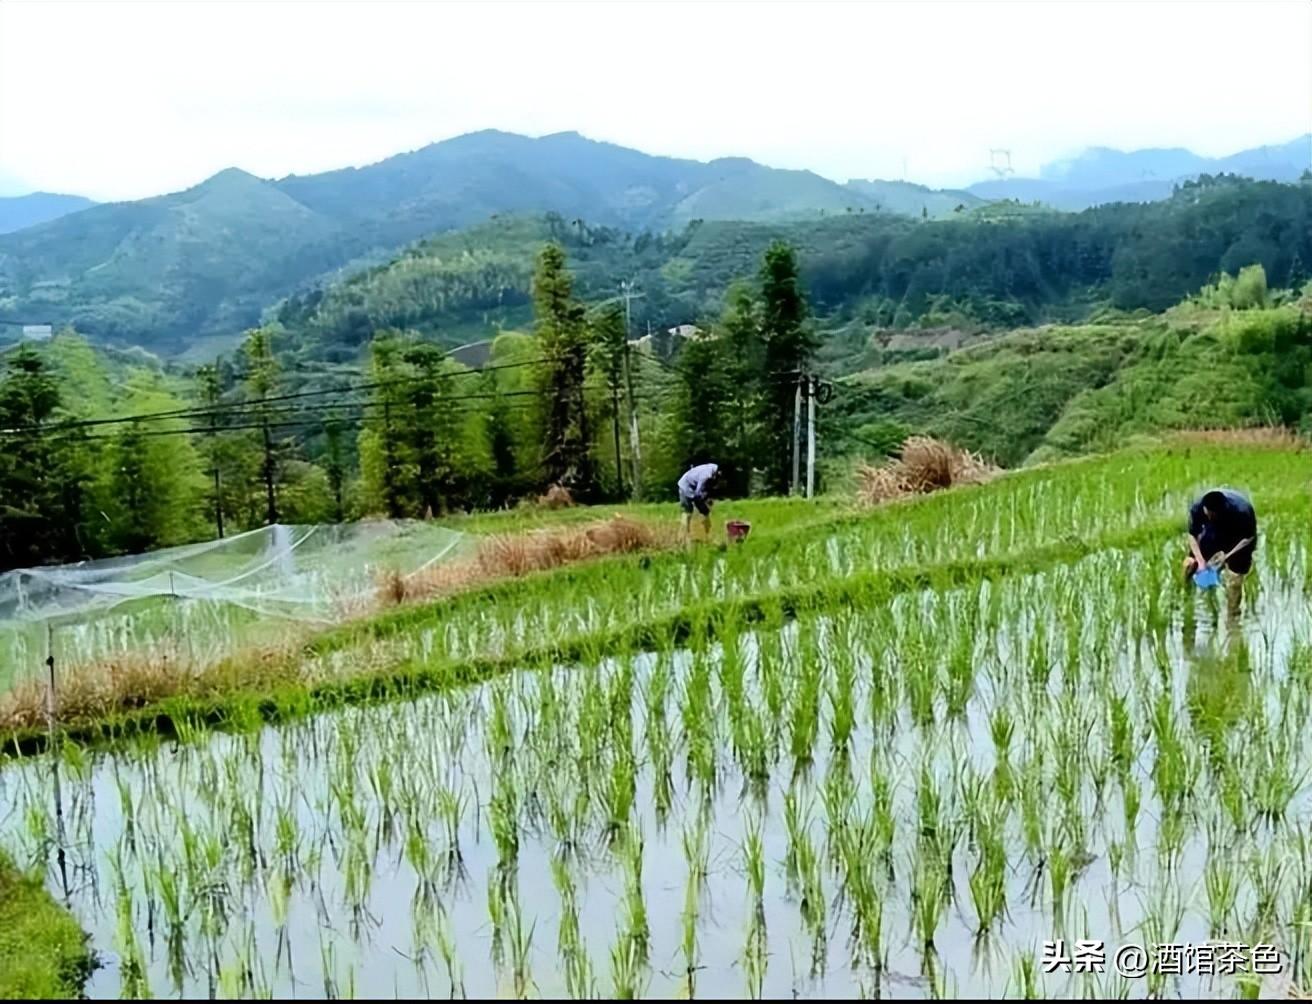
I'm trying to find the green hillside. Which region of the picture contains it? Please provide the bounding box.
[0,169,348,352]
[0,132,891,355]
[4,127,1308,362]
[826,282,1312,466]
[275,176,1312,365]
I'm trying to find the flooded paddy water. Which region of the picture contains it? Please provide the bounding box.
[2,508,1312,999]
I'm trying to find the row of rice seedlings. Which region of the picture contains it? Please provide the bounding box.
[6,495,1312,997]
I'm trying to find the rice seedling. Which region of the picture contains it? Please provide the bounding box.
[5,442,1311,999]
[910,847,948,953]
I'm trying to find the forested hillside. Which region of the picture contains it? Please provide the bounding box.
[3,125,1305,359]
[0,131,889,355]
[824,268,1312,466]
[274,175,1312,364]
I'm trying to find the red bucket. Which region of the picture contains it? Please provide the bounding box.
[726,520,752,543]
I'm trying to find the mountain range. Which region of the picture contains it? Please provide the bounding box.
[0,192,97,234]
[0,129,1306,355]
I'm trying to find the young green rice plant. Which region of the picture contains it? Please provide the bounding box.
[1011,951,1042,1000]
[437,781,466,871]
[829,639,858,752]
[1248,840,1289,934]
[822,753,855,866]
[742,900,768,999]
[603,749,638,839]
[871,764,896,876]
[1220,757,1249,833]
[430,902,464,999]
[906,652,937,729]
[1047,837,1072,919]
[621,824,650,963]
[610,928,649,1000]
[490,770,520,869]
[551,853,594,998]
[680,848,702,999]
[1018,754,1044,860]
[989,703,1014,767]
[868,650,898,732]
[916,760,944,849]
[734,698,772,788]
[505,893,537,999]
[1156,801,1188,874]
[796,822,827,949]
[969,802,1008,936]
[788,660,823,765]
[682,809,711,892]
[944,631,974,718]
[1141,878,1185,999]
[1120,771,1141,839]
[1203,842,1240,936]
[114,851,151,999]
[911,846,948,953]
[1252,737,1304,823]
[840,821,882,972]
[486,869,507,969]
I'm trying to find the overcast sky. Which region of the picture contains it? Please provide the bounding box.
[1,0,1309,201]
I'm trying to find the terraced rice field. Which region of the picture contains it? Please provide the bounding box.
[3,443,1311,999]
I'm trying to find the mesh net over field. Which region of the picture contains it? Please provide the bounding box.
[0,521,468,686]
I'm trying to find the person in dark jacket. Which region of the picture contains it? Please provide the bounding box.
[1183,488,1257,582]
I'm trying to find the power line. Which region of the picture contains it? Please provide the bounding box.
[0,356,555,438]
[12,380,675,446]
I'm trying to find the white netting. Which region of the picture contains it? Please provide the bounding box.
[0,521,469,686]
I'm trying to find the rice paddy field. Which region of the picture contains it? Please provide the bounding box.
[3,441,1312,999]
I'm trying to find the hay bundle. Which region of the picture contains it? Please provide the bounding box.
[536,484,575,509]
[378,514,676,606]
[857,435,997,506]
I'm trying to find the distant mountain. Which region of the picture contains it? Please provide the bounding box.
[0,130,890,354]
[1,129,1307,356]
[0,192,96,234]
[0,169,346,349]
[843,179,983,218]
[967,134,1311,209]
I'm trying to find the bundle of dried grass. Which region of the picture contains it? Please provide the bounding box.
[856,435,998,506]
[376,514,677,608]
[536,484,575,509]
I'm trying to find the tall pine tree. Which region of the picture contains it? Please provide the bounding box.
[0,348,92,568]
[533,244,597,499]
[759,242,816,495]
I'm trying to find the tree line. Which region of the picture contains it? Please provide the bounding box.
[271,176,1312,364]
[0,242,817,572]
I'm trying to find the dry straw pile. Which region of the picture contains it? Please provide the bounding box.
[380,513,675,606]
[856,435,998,506]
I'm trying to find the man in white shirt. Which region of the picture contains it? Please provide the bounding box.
[677,462,719,545]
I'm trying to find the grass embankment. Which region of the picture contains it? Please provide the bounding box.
[2,440,1308,755]
[0,852,94,998]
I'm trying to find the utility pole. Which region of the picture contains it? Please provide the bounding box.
[791,373,802,495]
[806,375,817,499]
[620,279,644,499]
[212,467,225,538]
[610,377,624,497]
[199,364,225,538]
[262,418,278,525]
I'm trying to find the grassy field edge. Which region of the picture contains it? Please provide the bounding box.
[0,851,96,999]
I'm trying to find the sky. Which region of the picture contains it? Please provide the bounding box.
[1,0,1309,201]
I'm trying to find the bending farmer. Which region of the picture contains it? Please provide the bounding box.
[677,462,720,544]
[1184,488,1257,582]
